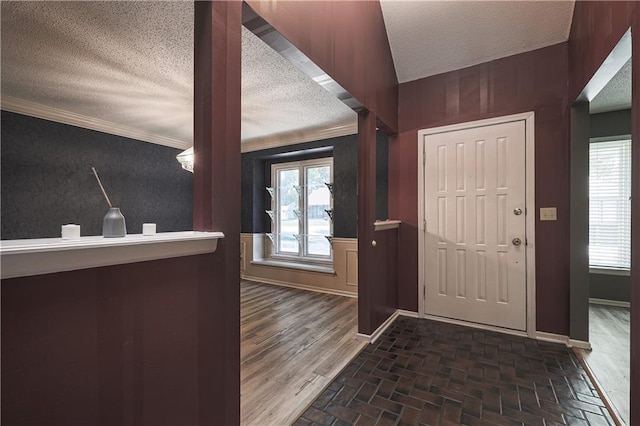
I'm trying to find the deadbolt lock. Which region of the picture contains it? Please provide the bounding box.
[512,238,522,246]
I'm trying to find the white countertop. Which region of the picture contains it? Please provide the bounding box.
[1,231,224,254]
[374,220,402,231]
[1,231,225,279]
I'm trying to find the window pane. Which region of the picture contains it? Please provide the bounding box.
[277,168,299,253]
[306,165,331,256]
[589,139,631,269]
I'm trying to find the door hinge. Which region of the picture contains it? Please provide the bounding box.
[423,219,426,231]
[423,286,426,300]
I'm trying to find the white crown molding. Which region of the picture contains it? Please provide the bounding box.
[241,121,358,153]
[1,96,190,150]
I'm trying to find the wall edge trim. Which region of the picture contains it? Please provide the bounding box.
[589,297,631,308]
[574,348,625,425]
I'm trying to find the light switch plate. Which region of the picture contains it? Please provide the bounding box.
[540,207,557,221]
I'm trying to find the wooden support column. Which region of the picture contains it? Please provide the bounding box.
[193,2,241,425]
[357,110,377,335]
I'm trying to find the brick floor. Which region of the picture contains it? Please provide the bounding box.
[295,317,613,426]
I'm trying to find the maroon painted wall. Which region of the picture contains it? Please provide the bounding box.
[246,1,400,335]
[2,255,214,425]
[245,0,398,133]
[357,111,398,335]
[568,2,639,424]
[192,2,242,425]
[568,1,638,102]
[390,43,570,335]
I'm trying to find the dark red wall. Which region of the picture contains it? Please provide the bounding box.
[192,2,242,425]
[245,0,398,133]
[357,111,398,335]
[390,43,570,335]
[1,255,214,425]
[568,2,639,424]
[568,1,638,102]
[246,1,400,335]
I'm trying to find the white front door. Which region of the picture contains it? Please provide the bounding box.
[423,120,527,331]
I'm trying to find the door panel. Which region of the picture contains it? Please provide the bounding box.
[424,121,527,331]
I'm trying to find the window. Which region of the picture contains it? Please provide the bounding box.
[589,138,631,270]
[270,158,333,262]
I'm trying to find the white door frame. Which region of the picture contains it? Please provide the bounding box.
[417,112,536,338]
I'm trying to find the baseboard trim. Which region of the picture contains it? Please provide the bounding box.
[241,275,357,298]
[357,310,400,344]
[568,339,592,350]
[535,332,591,349]
[535,331,569,346]
[589,298,631,308]
[397,309,419,318]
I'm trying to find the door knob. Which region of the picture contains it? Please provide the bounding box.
[513,208,523,216]
[512,238,522,246]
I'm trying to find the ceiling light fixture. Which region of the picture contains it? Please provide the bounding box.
[176,147,194,173]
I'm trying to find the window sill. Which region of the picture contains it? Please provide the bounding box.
[589,267,630,276]
[251,259,335,275]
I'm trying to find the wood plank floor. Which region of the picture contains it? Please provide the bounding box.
[240,280,365,426]
[583,303,630,424]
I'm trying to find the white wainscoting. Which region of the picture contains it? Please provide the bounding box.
[240,233,357,297]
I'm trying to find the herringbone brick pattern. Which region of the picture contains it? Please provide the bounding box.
[295,317,613,425]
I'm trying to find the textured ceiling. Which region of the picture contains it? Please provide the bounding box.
[1,1,355,150]
[380,0,576,83]
[590,59,632,114]
[1,1,194,148]
[241,25,356,144]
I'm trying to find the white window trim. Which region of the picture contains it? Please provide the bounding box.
[588,137,631,271]
[269,157,333,265]
[589,267,630,276]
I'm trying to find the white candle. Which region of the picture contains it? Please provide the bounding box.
[61,224,81,240]
[143,223,156,236]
